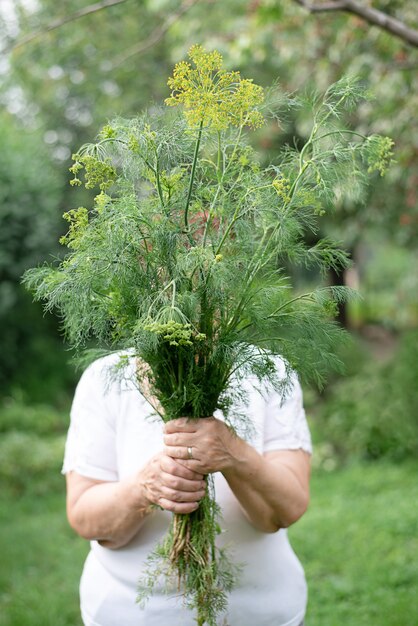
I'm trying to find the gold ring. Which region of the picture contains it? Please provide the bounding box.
[187,446,193,460]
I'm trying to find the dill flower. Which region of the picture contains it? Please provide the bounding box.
[70,152,116,190]
[165,44,264,130]
[272,177,291,203]
[366,135,395,176]
[59,207,88,249]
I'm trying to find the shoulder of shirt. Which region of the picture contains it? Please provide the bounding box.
[83,350,293,398]
[82,349,137,392]
[231,353,293,398]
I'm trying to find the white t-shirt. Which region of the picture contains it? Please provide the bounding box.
[62,353,312,626]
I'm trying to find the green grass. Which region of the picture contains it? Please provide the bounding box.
[290,461,418,626]
[1,460,417,625]
[0,491,88,626]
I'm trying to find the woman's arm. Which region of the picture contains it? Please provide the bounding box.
[163,417,310,533]
[222,446,310,532]
[66,453,207,549]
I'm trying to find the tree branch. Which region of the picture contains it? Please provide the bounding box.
[293,0,418,48]
[111,0,201,68]
[10,0,129,51]
[388,60,418,72]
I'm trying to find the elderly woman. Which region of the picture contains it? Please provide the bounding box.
[63,352,311,626]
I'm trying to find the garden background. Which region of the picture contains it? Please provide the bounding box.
[0,1,417,624]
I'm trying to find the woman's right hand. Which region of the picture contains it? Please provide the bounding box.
[139,453,206,514]
[65,457,205,549]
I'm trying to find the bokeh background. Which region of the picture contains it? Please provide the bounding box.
[0,1,417,625]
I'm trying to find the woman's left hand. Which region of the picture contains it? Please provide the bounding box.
[164,416,311,531]
[163,417,239,474]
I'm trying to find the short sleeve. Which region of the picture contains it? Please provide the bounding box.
[263,375,312,455]
[62,358,119,481]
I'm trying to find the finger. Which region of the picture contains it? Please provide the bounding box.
[160,455,204,480]
[163,445,199,461]
[163,433,196,447]
[161,485,206,503]
[161,470,206,493]
[158,498,201,514]
[175,458,207,474]
[164,418,199,434]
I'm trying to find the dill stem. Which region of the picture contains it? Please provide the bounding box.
[313,129,368,143]
[224,122,244,176]
[201,124,244,244]
[200,123,246,251]
[216,130,222,183]
[225,137,316,331]
[154,146,166,211]
[230,112,327,317]
[184,120,204,232]
[236,290,320,335]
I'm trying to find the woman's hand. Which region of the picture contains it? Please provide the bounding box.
[163,417,238,475]
[65,453,206,550]
[163,417,310,532]
[140,452,207,514]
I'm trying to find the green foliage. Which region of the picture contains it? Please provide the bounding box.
[315,330,418,461]
[24,72,391,402]
[4,0,417,250]
[0,395,69,495]
[349,235,418,330]
[0,112,62,302]
[0,431,65,495]
[0,111,74,396]
[0,395,69,436]
[3,0,173,141]
[0,289,76,403]
[246,1,418,245]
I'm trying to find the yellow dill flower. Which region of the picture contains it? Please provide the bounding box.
[94,191,111,214]
[366,135,395,177]
[60,207,88,249]
[69,153,116,191]
[272,177,291,203]
[165,44,264,131]
[99,124,117,139]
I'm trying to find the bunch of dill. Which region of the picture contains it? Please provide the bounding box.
[24,45,393,625]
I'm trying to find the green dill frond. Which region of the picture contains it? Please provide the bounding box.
[318,75,369,120]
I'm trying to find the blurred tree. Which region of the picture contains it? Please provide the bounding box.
[3,0,416,246]
[292,0,418,48]
[0,0,193,153]
[0,111,71,398]
[0,113,62,283]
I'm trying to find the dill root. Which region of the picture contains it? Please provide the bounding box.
[143,475,231,626]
